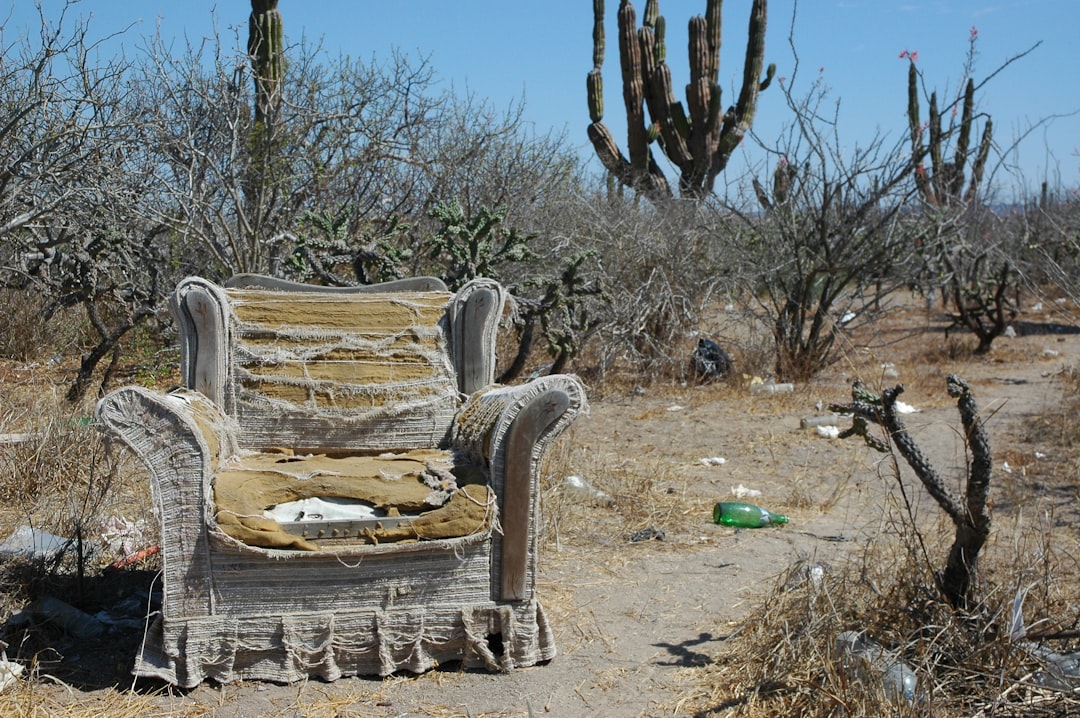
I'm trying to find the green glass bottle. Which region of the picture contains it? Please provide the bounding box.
[713,501,789,528]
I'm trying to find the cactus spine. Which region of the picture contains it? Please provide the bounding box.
[906,61,992,207]
[587,0,775,201]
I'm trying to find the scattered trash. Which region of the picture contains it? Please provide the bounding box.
[0,526,71,560]
[1008,584,1080,689]
[839,310,856,325]
[785,560,828,590]
[1003,325,1017,338]
[1001,461,1012,474]
[750,381,794,395]
[99,515,152,561]
[730,484,761,499]
[1031,302,1043,312]
[699,456,726,467]
[628,526,665,542]
[894,401,918,414]
[836,630,918,703]
[691,337,733,381]
[0,650,23,693]
[24,596,107,640]
[1035,451,1047,460]
[666,405,684,412]
[800,414,840,429]
[110,544,160,570]
[880,362,899,379]
[265,496,382,523]
[713,501,788,528]
[815,425,841,439]
[1043,349,1060,357]
[563,475,614,505]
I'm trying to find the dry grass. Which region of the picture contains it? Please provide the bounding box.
[679,514,1080,717]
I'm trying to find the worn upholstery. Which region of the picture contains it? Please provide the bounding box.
[95,275,587,686]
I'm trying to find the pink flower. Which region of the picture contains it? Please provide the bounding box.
[899,49,909,59]
[910,51,919,63]
[970,26,979,41]
[778,76,787,84]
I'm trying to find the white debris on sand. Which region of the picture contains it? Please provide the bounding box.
[731,484,762,499]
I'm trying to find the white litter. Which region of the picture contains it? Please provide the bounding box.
[1001,461,1012,474]
[816,425,841,439]
[699,457,727,466]
[1035,452,1047,460]
[731,484,761,499]
[0,651,23,693]
[666,405,684,412]
[264,496,382,523]
[894,401,918,414]
[563,475,614,505]
[0,526,70,559]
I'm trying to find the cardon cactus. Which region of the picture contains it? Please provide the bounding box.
[249,0,284,130]
[906,60,992,207]
[587,0,775,201]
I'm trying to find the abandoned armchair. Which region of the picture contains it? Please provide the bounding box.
[94,274,587,687]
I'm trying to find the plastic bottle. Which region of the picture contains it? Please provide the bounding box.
[836,630,918,703]
[750,382,794,395]
[713,501,789,528]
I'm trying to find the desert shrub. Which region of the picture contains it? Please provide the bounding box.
[0,289,84,363]
[562,193,737,383]
[694,517,1080,717]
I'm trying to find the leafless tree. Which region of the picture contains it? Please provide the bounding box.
[729,67,919,381]
[0,3,179,400]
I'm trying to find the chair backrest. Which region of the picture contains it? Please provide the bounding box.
[169,276,505,453]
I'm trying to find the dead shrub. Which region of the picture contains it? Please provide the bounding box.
[0,288,84,363]
[686,516,1080,717]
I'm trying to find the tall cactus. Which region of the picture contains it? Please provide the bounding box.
[249,0,284,131]
[587,0,775,201]
[906,60,992,207]
[244,0,285,273]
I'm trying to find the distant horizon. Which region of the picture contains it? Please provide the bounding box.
[6,1,1078,197]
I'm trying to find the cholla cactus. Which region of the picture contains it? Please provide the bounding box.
[587,0,775,201]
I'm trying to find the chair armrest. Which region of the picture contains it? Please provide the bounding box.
[453,375,588,601]
[95,387,238,618]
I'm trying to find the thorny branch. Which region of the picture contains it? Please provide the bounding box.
[831,374,993,608]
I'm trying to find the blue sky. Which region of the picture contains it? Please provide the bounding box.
[6,1,1078,195]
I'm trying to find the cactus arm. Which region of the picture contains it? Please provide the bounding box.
[950,78,975,198]
[928,92,944,202]
[965,118,992,204]
[709,0,770,189]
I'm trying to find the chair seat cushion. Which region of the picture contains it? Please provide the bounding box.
[212,448,492,551]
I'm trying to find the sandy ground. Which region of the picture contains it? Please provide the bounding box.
[3,300,1079,716]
